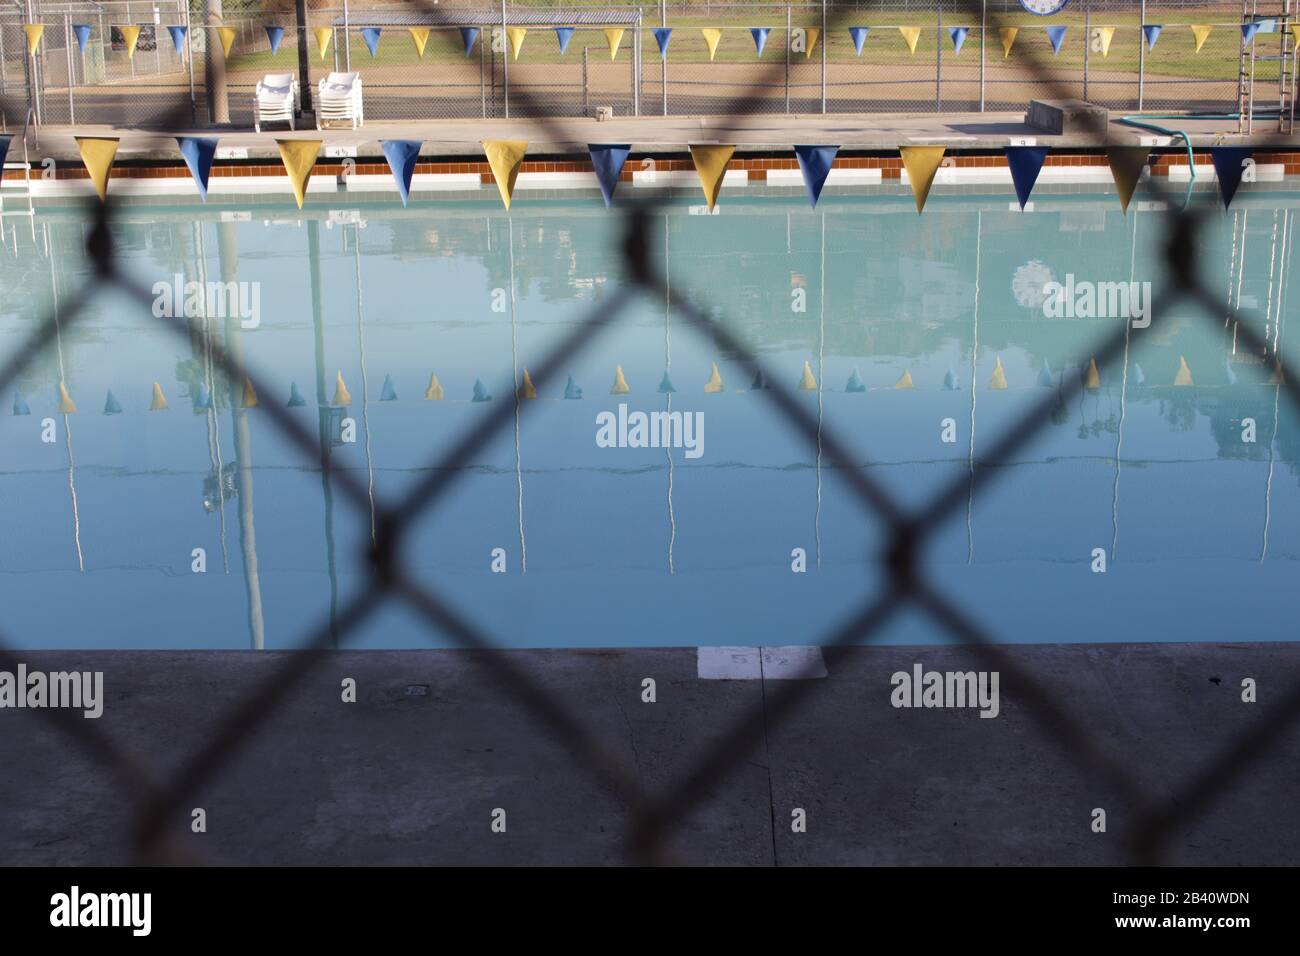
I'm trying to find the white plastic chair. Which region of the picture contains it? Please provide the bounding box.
[254,73,299,132]
[317,72,363,130]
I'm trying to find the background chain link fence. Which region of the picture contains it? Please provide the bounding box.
[1,0,1299,866]
[0,0,1285,126]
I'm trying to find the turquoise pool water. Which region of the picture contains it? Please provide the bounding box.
[1,187,1297,649]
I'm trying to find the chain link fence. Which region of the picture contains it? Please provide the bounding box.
[0,0,1288,126]
[2,0,1300,866]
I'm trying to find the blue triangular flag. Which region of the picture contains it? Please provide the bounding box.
[287,382,306,407]
[195,385,212,409]
[658,371,676,393]
[265,25,284,53]
[73,24,92,54]
[845,368,865,392]
[104,390,122,415]
[794,145,838,209]
[0,135,10,174]
[1225,360,1238,385]
[361,27,381,58]
[849,26,869,56]
[588,144,631,207]
[1046,25,1067,55]
[1142,24,1162,51]
[177,136,217,201]
[555,26,574,54]
[1005,146,1049,210]
[472,379,492,402]
[1242,22,1261,44]
[461,27,480,57]
[12,391,30,415]
[379,374,397,401]
[167,25,187,56]
[654,28,672,58]
[1038,360,1055,387]
[381,139,421,206]
[1210,147,1253,208]
[564,375,583,400]
[1132,364,1145,386]
[943,369,959,390]
[750,368,770,390]
[949,26,968,54]
[751,28,770,57]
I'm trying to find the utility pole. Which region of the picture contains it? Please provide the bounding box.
[202,0,229,123]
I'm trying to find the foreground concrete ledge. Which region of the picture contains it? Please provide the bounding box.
[12,112,1300,164]
[1,642,1296,866]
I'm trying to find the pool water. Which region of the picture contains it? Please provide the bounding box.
[1,187,1297,649]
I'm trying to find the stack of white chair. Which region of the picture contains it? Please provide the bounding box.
[317,72,364,130]
[253,73,299,132]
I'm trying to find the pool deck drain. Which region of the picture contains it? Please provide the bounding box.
[1,642,1295,866]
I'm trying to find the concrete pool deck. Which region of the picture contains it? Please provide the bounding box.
[13,111,1300,163]
[1,642,1296,866]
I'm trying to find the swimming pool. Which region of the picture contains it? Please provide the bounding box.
[1,186,1296,649]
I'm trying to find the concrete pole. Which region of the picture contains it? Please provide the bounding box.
[295,0,312,113]
[1137,0,1146,110]
[820,0,826,114]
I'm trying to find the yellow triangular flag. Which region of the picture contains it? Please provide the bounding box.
[23,24,43,55]
[1269,360,1286,385]
[799,360,817,390]
[702,28,722,61]
[604,27,624,60]
[689,144,734,212]
[409,26,430,58]
[1190,24,1212,53]
[424,374,444,400]
[506,26,527,60]
[314,27,332,61]
[276,139,321,209]
[1105,145,1152,213]
[120,25,141,60]
[75,136,119,202]
[895,369,914,389]
[1085,358,1101,389]
[611,365,630,394]
[704,362,724,393]
[241,377,259,408]
[217,26,235,58]
[520,368,538,399]
[150,382,168,411]
[1097,26,1115,57]
[989,358,1008,390]
[58,381,77,413]
[900,145,945,214]
[898,26,921,54]
[332,370,352,405]
[804,27,820,58]
[1174,356,1193,386]
[999,27,1018,58]
[1291,23,1300,46]
[483,140,528,210]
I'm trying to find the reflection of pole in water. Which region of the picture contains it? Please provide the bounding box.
[1261,210,1291,562]
[507,216,527,573]
[966,211,982,564]
[46,223,84,572]
[351,225,377,547]
[664,214,675,574]
[216,220,265,651]
[308,221,341,648]
[815,210,824,567]
[193,221,230,573]
[1111,203,1140,561]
